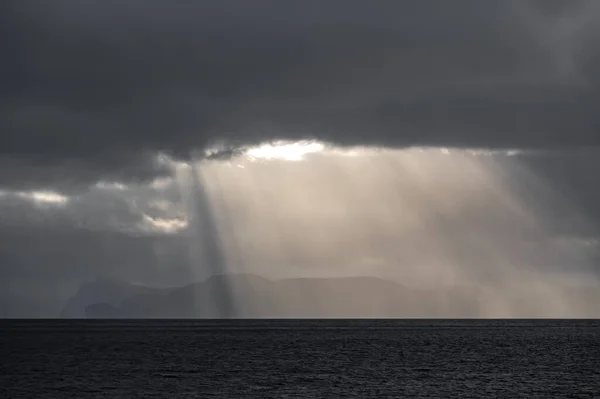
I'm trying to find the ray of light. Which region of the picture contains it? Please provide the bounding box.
[185,142,599,317]
[171,160,236,317]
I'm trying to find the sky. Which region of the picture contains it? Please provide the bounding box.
[1,0,600,317]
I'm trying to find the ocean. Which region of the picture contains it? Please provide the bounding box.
[2,319,600,398]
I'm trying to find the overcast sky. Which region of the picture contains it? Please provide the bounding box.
[1,0,600,317]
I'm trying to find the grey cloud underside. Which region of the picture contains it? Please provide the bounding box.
[2,0,600,185]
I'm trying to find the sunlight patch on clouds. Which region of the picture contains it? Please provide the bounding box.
[149,177,173,190]
[139,214,188,234]
[16,190,70,207]
[240,141,526,163]
[153,140,525,170]
[245,140,326,161]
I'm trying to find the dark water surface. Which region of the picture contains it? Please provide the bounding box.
[2,319,600,398]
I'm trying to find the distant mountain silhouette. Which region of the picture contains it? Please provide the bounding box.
[63,274,598,318]
[63,274,439,318]
[60,278,163,318]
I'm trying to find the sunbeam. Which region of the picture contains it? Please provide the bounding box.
[172,161,235,317]
[162,142,599,317]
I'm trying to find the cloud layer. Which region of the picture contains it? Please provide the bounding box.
[2,0,600,186]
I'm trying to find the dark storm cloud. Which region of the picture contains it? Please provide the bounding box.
[2,0,600,186]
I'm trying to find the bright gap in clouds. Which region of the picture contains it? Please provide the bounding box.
[244,140,326,161]
[232,140,524,162]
